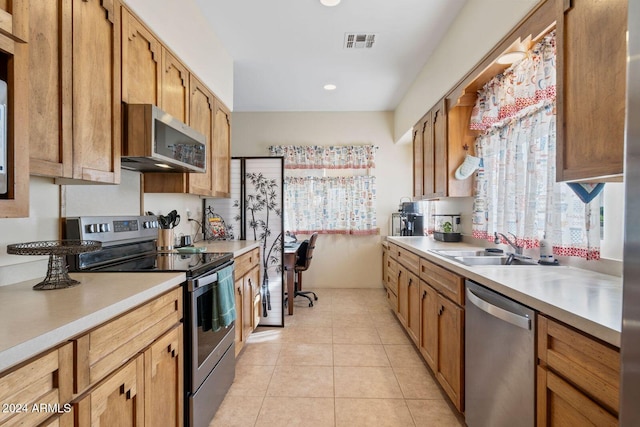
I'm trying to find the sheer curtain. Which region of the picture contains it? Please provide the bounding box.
[269,145,379,235]
[471,31,601,260]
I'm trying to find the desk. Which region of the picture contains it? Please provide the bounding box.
[284,242,300,315]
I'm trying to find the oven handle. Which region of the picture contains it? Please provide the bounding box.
[188,260,234,293]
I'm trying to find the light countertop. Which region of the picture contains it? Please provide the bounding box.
[0,240,260,374]
[0,272,185,372]
[387,236,622,347]
[193,239,260,257]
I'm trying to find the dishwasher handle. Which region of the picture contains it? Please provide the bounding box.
[466,287,531,330]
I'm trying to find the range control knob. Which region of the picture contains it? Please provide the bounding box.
[99,223,110,233]
[86,224,97,233]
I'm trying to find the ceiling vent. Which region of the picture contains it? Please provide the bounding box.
[344,33,376,49]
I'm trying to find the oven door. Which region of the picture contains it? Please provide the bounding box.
[186,261,236,393]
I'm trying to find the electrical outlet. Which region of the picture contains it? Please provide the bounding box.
[186,208,192,219]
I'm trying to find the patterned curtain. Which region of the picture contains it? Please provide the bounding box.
[283,176,378,235]
[471,31,601,260]
[269,144,379,235]
[268,145,377,169]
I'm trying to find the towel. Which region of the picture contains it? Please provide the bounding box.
[212,265,236,331]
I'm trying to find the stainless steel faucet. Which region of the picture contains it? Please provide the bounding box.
[494,232,523,255]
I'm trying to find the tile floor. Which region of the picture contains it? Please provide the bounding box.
[210,288,465,427]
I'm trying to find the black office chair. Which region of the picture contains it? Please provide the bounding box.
[285,233,319,308]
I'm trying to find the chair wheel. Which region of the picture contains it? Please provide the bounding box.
[309,302,313,307]
[314,296,318,301]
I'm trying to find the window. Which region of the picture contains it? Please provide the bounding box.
[269,145,379,235]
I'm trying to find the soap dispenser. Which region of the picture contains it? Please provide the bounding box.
[539,233,555,264]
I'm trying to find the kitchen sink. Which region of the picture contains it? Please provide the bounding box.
[430,249,539,267]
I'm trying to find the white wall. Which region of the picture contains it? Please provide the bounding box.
[394,0,539,142]
[232,112,412,288]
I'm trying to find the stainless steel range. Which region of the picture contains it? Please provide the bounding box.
[65,215,236,427]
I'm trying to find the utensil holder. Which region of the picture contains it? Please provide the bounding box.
[157,229,174,251]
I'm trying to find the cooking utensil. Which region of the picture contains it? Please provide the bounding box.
[167,210,180,228]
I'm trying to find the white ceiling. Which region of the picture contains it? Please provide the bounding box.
[193,0,467,112]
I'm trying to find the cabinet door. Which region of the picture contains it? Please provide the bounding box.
[121,9,161,105]
[437,294,464,411]
[243,269,255,340]
[212,99,231,197]
[187,75,215,196]
[432,101,447,197]
[71,0,121,184]
[144,325,183,427]
[537,366,617,427]
[396,265,408,327]
[161,49,190,124]
[1,2,29,216]
[406,271,420,345]
[247,265,261,330]
[421,112,434,196]
[412,118,425,198]
[28,0,72,178]
[419,282,438,372]
[75,355,144,427]
[556,0,626,182]
[234,276,244,356]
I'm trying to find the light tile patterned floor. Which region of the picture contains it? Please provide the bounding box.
[210,288,465,427]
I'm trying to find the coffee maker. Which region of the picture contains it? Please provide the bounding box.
[391,201,425,236]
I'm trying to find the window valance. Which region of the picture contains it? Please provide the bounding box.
[268,145,378,169]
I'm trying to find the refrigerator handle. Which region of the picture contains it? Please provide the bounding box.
[466,287,531,330]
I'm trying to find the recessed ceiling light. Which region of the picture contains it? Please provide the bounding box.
[320,0,341,7]
[324,84,337,91]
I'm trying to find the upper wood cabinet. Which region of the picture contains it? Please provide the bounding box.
[121,8,161,106]
[412,99,473,199]
[0,1,29,217]
[29,0,121,184]
[28,0,72,179]
[161,49,190,124]
[120,5,230,197]
[213,99,231,197]
[556,0,627,182]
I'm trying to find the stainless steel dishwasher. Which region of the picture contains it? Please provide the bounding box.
[465,280,535,427]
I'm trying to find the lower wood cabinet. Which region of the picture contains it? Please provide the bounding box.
[143,325,183,427]
[537,315,619,426]
[0,343,73,427]
[75,354,145,427]
[384,244,465,413]
[0,287,184,427]
[234,248,261,356]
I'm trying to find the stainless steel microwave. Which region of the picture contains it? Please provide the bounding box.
[122,104,207,173]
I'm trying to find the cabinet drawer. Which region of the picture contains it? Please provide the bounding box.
[537,315,620,415]
[386,287,398,312]
[419,258,464,306]
[235,247,260,278]
[74,287,182,394]
[397,246,420,272]
[388,243,399,260]
[0,343,73,427]
[537,366,617,427]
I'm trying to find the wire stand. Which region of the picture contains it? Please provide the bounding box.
[7,240,102,290]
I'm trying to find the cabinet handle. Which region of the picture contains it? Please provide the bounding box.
[422,290,427,299]
[408,278,413,287]
[438,306,444,316]
[237,286,242,295]
[120,384,134,400]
